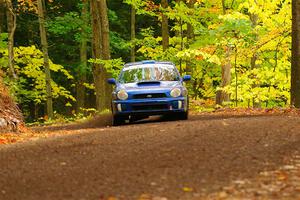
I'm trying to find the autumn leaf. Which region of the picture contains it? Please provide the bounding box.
[183,187,193,192]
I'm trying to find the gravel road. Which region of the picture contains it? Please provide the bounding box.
[1,115,300,200]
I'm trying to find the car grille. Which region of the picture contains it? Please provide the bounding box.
[132,93,167,99]
[131,104,169,111]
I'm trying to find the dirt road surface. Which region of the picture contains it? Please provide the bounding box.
[1,115,300,200]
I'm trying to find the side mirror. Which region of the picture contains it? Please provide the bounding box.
[107,78,116,85]
[182,75,191,81]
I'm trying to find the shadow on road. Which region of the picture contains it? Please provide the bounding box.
[31,114,112,132]
[32,113,273,132]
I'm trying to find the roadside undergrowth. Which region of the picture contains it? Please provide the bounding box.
[2,108,300,145]
[0,71,24,132]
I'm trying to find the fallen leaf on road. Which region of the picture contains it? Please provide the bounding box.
[150,182,157,186]
[282,165,296,170]
[218,191,228,199]
[107,197,118,200]
[183,187,193,192]
[138,194,151,200]
[277,171,288,181]
[222,122,228,126]
[152,197,168,200]
[0,139,7,144]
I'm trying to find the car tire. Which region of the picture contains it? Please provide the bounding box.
[177,111,188,120]
[112,115,125,126]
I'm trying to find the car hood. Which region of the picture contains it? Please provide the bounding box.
[118,81,182,91]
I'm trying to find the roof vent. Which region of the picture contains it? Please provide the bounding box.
[142,60,156,64]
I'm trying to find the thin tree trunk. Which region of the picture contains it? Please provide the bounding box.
[76,74,87,113]
[179,18,183,74]
[250,12,261,108]
[234,46,238,107]
[222,47,231,102]
[221,0,226,14]
[0,0,5,34]
[91,0,111,112]
[6,0,17,79]
[291,0,300,107]
[28,23,34,45]
[161,0,169,51]
[76,0,88,113]
[37,0,53,119]
[130,5,136,62]
[99,0,111,110]
[175,0,184,75]
[186,0,195,75]
[186,25,194,42]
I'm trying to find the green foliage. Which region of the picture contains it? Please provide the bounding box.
[48,12,88,43]
[123,0,157,16]
[88,58,124,79]
[166,1,202,33]
[0,33,8,49]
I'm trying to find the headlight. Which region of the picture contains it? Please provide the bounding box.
[182,88,188,96]
[170,88,181,98]
[117,90,128,100]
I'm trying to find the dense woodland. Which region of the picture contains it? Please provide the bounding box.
[0,0,299,123]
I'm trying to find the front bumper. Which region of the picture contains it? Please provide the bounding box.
[112,97,188,116]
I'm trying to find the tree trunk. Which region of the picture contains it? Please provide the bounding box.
[91,0,104,111]
[161,0,169,51]
[216,1,231,106]
[90,0,111,112]
[6,0,17,79]
[291,0,300,107]
[99,0,110,61]
[130,5,136,62]
[250,13,261,108]
[99,0,111,110]
[0,0,5,34]
[37,0,53,119]
[186,0,195,42]
[186,0,195,75]
[216,46,231,105]
[76,0,88,113]
[221,0,226,14]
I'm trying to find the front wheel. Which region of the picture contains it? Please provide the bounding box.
[112,115,125,126]
[177,111,188,120]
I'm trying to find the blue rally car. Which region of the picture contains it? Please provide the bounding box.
[107,60,191,125]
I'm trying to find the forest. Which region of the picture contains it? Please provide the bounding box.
[0,0,297,123]
[3,1,300,199]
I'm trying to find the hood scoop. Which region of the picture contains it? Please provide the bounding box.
[137,81,161,87]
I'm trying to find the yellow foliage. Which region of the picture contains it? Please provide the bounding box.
[1,45,75,104]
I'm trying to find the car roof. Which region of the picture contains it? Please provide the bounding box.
[124,60,175,68]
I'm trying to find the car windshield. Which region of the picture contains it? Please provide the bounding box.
[118,64,180,84]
